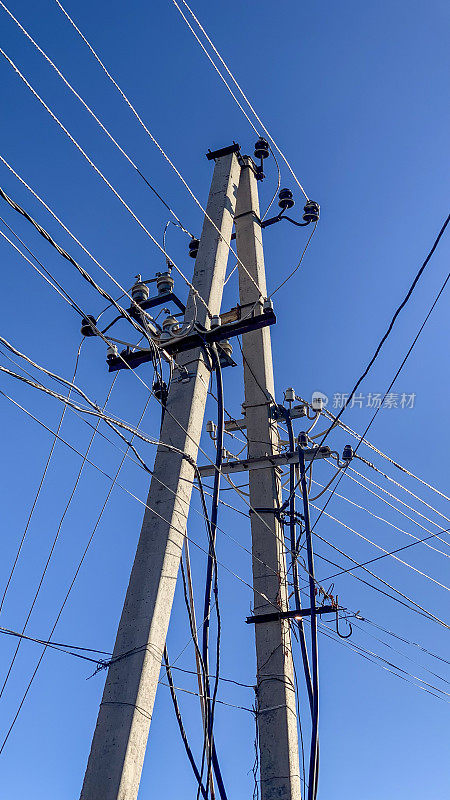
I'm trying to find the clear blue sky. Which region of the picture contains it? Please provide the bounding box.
[0,1,449,797]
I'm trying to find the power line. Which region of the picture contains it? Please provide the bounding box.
[311,470,450,560]
[0,184,149,337]
[313,402,450,505]
[304,243,450,587]
[172,0,310,201]
[0,0,194,238]
[0,388,152,754]
[0,341,83,615]
[340,462,450,540]
[316,525,450,586]
[268,221,318,298]
[0,374,118,704]
[1,392,446,764]
[9,7,265,302]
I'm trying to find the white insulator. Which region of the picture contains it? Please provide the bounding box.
[162,315,179,331]
[156,272,174,295]
[285,387,295,403]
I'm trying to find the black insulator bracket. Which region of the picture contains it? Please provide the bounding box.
[129,291,186,315]
[107,309,276,373]
[206,142,241,161]
[246,604,337,625]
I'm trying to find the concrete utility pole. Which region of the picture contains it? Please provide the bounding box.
[80,149,241,800]
[235,157,302,800]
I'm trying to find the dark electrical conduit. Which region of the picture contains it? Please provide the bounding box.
[282,409,314,714]
[298,448,320,800]
[200,345,228,800]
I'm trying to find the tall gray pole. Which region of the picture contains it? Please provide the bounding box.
[80,149,241,800]
[235,157,302,800]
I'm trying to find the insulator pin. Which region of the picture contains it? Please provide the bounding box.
[342,444,353,461]
[156,271,174,295]
[302,200,320,223]
[254,137,270,160]
[131,275,150,303]
[80,315,97,337]
[189,238,200,259]
[285,387,296,403]
[298,431,308,448]
[278,188,295,211]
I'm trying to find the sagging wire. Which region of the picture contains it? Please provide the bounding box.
[298,447,320,800]
[278,406,313,712]
[53,0,266,302]
[163,646,208,800]
[198,344,227,800]
[0,372,118,706]
[0,0,195,239]
[0,339,84,615]
[0,388,152,754]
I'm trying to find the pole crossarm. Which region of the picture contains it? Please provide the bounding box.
[106,308,276,372]
[197,446,331,477]
[246,605,337,625]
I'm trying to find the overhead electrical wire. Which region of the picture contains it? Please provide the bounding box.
[0,389,152,754]
[0,374,118,703]
[0,193,294,564]
[0,183,151,337]
[1,341,287,605]
[283,215,450,517]
[0,87,208,317]
[0,340,84,615]
[1,22,264,302]
[315,525,450,586]
[268,221,318,298]
[311,470,450,560]
[1,386,447,755]
[337,463,450,542]
[4,161,446,780]
[171,0,310,201]
[0,328,293,602]
[0,220,85,316]
[316,621,449,703]
[315,403,450,505]
[310,528,450,630]
[0,1,194,238]
[6,350,448,638]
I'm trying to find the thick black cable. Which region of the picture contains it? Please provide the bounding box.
[330,213,449,422]
[283,213,450,511]
[298,448,319,800]
[199,345,227,800]
[163,646,208,799]
[0,185,150,339]
[318,526,450,584]
[282,408,314,712]
[310,264,450,588]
